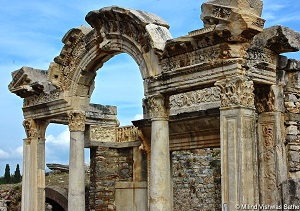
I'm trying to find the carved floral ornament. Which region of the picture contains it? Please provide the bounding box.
[68,111,86,132]
[143,95,169,119]
[214,76,255,109]
[23,119,38,139]
[22,119,48,139]
[169,87,221,109]
[90,125,139,142]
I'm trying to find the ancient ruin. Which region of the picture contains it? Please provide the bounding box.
[8,0,300,210]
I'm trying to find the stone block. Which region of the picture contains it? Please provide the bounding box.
[282,179,300,205]
[286,125,299,135]
[289,151,300,162]
[277,55,288,69]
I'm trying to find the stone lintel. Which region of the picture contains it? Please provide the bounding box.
[133,109,220,151]
[115,181,147,189]
[146,62,245,95]
[86,140,141,148]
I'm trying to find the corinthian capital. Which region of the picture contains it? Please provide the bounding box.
[215,76,255,109]
[143,95,169,120]
[68,111,86,132]
[23,119,49,139]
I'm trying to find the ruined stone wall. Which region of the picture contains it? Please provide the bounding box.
[172,148,221,211]
[279,58,300,178]
[278,57,300,205]
[89,147,133,211]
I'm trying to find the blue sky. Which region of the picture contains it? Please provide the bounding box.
[0,0,300,176]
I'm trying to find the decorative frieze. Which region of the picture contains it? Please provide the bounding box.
[116,126,139,142]
[215,76,255,109]
[90,125,139,143]
[68,111,86,132]
[212,5,232,20]
[161,43,250,72]
[169,87,221,114]
[90,126,116,142]
[246,48,277,66]
[23,91,61,107]
[161,45,223,72]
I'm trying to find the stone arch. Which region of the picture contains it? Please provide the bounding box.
[45,186,68,211]
[48,6,172,99]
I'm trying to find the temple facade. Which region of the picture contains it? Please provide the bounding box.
[8,0,300,210]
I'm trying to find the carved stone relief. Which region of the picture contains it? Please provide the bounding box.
[68,111,86,132]
[259,123,279,205]
[254,86,275,113]
[23,91,61,107]
[51,26,91,92]
[116,126,139,142]
[169,87,221,114]
[215,76,255,108]
[90,125,116,142]
[90,125,139,143]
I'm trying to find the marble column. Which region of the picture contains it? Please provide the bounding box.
[215,76,259,211]
[68,111,86,211]
[144,95,172,211]
[22,119,48,211]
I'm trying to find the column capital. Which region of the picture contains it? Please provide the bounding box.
[23,118,49,139]
[68,110,86,132]
[215,76,255,109]
[143,94,169,120]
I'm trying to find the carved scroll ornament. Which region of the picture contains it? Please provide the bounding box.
[215,76,255,108]
[68,111,86,132]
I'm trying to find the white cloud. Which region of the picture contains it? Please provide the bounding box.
[11,147,23,158]
[46,128,70,147]
[134,114,143,120]
[0,149,10,159]
[0,147,23,160]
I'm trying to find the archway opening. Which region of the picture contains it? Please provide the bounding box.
[90,53,144,126]
[45,124,90,182]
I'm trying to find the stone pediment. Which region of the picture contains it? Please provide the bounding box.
[8,66,55,98]
[250,25,300,53]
